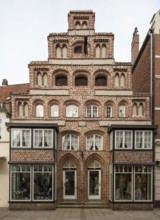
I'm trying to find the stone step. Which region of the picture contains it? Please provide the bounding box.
[57,200,109,208]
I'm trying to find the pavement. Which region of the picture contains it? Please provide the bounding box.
[0,208,160,220]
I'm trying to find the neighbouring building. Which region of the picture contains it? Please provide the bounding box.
[0,80,29,207]
[0,10,159,210]
[132,9,160,207]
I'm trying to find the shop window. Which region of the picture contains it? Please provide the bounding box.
[33,129,53,148]
[75,76,88,86]
[111,165,153,202]
[62,134,79,150]
[11,165,31,201]
[95,75,107,86]
[86,105,98,117]
[115,130,132,149]
[66,105,78,117]
[86,134,103,150]
[33,165,53,201]
[10,165,54,202]
[36,104,44,117]
[11,129,31,148]
[106,105,112,118]
[135,131,152,149]
[55,75,67,86]
[51,104,59,117]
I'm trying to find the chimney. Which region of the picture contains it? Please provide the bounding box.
[2,79,8,86]
[131,27,139,64]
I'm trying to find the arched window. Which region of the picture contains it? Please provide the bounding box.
[119,105,126,117]
[75,75,87,86]
[132,103,138,116]
[120,74,125,87]
[75,21,81,29]
[74,45,83,54]
[18,102,23,117]
[56,45,61,58]
[36,104,44,117]
[86,105,98,117]
[82,22,87,29]
[55,75,67,86]
[138,103,143,116]
[24,102,29,117]
[37,72,42,86]
[42,73,48,86]
[114,74,119,87]
[86,134,103,150]
[62,134,79,150]
[101,45,106,58]
[95,45,100,58]
[51,104,59,117]
[62,45,67,58]
[88,160,101,169]
[95,75,107,86]
[106,104,112,118]
[66,105,78,117]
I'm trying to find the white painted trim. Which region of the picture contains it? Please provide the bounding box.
[155,55,160,58]
[155,107,160,110]
[95,90,133,96]
[48,59,115,65]
[30,89,69,95]
[155,75,160,79]
[99,120,151,126]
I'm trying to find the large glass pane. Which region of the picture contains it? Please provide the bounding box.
[11,165,30,201]
[65,171,75,196]
[89,171,99,196]
[34,165,53,201]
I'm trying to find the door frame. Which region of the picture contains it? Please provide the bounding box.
[63,170,77,199]
[88,169,101,200]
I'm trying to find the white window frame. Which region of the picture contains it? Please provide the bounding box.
[62,134,79,150]
[106,105,112,118]
[115,130,132,149]
[11,129,31,148]
[33,129,53,148]
[86,105,98,117]
[119,105,126,117]
[36,104,44,117]
[135,130,152,149]
[66,105,78,117]
[86,134,103,150]
[51,104,59,117]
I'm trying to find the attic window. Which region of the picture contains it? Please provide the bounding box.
[74,45,83,54]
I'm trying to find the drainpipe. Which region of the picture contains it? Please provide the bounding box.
[149,28,153,122]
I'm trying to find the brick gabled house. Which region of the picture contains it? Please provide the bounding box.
[2,10,158,210]
[132,9,160,208]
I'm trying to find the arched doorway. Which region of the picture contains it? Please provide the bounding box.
[63,160,77,199]
[88,160,101,200]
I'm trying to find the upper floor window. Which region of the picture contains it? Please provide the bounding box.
[106,105,112,118]
[55,75,67,86]
[115,130,132,149]
[51,104,59,117]
[34,129,53,148]
[119,105,126,117]
[86,134,103,150]
[135,131,152,149]
[36,104,44,117]
[66,105,78,117]
[62,134,79,150]
[75,75,88,86]
[86,105,98,117]
[95,75,107,86]
[0,119,2,139]
[11,129,31,148]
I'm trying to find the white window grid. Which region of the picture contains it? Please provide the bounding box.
[86,134,103,150]
[106,105,112,117]
[62,134,79,150]
[86,105,98,117]
[66,105,78,117]
[115,130,132,149]
[135,131,152,149]
[11,129,31,148]
[33,129,53,148]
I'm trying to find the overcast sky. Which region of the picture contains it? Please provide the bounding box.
[0,0,159,85]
